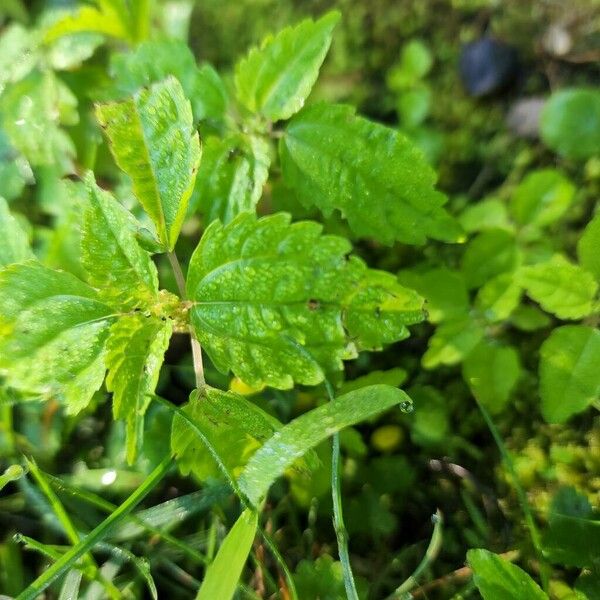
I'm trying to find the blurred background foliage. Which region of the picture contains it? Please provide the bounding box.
[0,0,599,598]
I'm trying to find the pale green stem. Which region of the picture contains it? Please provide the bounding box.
[167,250,206,390]
[325,380,359,600]
[388,510,444,599]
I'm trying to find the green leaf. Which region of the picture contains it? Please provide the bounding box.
[387,39,433,90]
[186,212,424,388]
[280,103,460,245]
[518,255,598,319]
[461,229,520,289]
[577,213,600,282]
[510,169,576,228]
[422,317,485,369]
[40,179,87,280]
[238,384,410,505]
[81,175,159,310]
[45,31,103,72]
[192,134,270,224]
[235,11,340,122]
[540,88,600,160]
[340,368,407,395]
[542,487,600,568]
[459,198,512,233]
[539,325,600,423]
[0,70,76,171]
[409,384,449,446]
[399,268,469,324]
[0,24,38,91]
[344,268,424,351]
[105,314,172,464]
[96,76,201,250]
[0,465,25,491]
[397,86,431,128]
[58,570,82,600]
[475,273,522,323]
[0,197,33,267]
[171,387,281,480]
[44,2,130,43]
[467,549,547,600]
[110,40,228,123]
[0,261,114,412]
[195,509,258,600]
[295,555,346,600]
[463,340,520,414]
[509,305,551,332]
[0,131,30,201]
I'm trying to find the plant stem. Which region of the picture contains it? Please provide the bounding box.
[325,381,359,600]
[167,250,205,390]
[476,401,550,592]
[260,529,299,600]
[16,455,172,600]
[388,510,443,599]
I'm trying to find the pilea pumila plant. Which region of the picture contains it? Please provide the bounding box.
[1,3,600,599]
[0,10,452,599]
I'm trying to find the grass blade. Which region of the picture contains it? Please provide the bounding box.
[195,508,258,600]
[15,455,172,600]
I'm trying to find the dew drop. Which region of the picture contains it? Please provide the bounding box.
[399,399,414,414]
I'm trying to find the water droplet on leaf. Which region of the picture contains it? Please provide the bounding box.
[399,399,413,413]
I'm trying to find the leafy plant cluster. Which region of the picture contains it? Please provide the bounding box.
[0,1,599,599]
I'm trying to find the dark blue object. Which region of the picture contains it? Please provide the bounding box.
[459,37,520,97]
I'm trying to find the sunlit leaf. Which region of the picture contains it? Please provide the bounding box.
[238,384,410,505]
[172,387,280,480]
[518,255,598,319]
[0,261,114,412]
[186,212,424,388]
[577,213,600,282]
[235,11,340,121]
[510,169,575,228]
[540,88,600,160]
[0,197,33,267]
[280,103,460,245]
[422,317,485,369]
[192,134,270,224]
[539,325,600,423]
[81,174,159,310]
[96,76,201,250]
[467,549,547,600]
[105,314,172,464]
[463,340,520,414]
